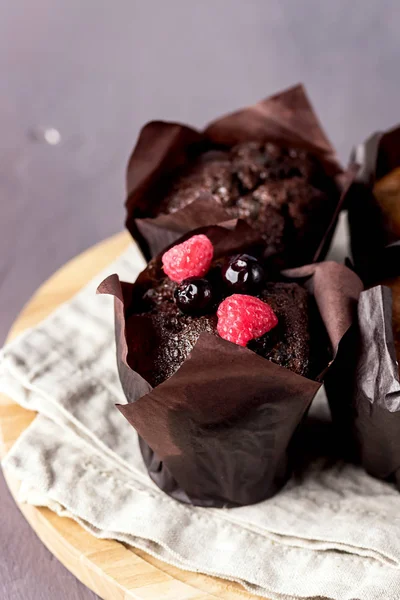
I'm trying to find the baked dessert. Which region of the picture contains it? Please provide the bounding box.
[155,141,338,267]
[377,277,400,375]
[373,167,400,241]
[372,170,400,371]
[127,234,327,387]
[347,127,400,285]
[100,221,363,507]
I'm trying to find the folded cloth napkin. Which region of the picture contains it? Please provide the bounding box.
[2,235,400,600]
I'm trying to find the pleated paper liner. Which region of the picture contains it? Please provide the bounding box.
[327,123,400,488]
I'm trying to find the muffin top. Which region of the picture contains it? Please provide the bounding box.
[157,141,337,267]
[137,276,313,387]
[127,230,332,388]
[158,142,324,213]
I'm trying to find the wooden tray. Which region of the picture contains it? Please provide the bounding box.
[0,231,260,600]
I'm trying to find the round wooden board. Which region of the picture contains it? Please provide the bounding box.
[0,231,261,600]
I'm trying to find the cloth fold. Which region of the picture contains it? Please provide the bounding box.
[2,242,400,600]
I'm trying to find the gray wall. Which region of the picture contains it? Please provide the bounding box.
[1,0,400,343]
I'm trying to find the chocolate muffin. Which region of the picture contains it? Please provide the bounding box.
[129,262,319,388]
[157,141,337,267]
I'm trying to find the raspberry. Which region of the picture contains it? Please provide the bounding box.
[162,234,214,283]
[217,294,278,347]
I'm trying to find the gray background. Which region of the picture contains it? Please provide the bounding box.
[0,1,399,598]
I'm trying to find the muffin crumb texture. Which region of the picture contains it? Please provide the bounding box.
[158,141,337,267]
[134,278,318,386]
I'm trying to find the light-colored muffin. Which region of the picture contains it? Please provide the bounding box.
[373,168,400,372]
[379,277,400,373]
[373,167,400,240]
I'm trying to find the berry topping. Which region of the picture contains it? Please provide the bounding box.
[217,294,278,347]
[174,277,214,315]
[162,234,214,283]
[221,254,265,293]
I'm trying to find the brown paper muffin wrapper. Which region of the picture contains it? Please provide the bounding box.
[327,124,400,485]
[325,285,400,485]
[125,84,343,261]
[98,223,362,507]
[346,124,400,284]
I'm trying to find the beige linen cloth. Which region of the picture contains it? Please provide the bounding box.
[1,223,400,600]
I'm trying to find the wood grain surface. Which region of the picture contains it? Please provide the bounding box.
[0,231,259,600]
[1,1,400,597]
